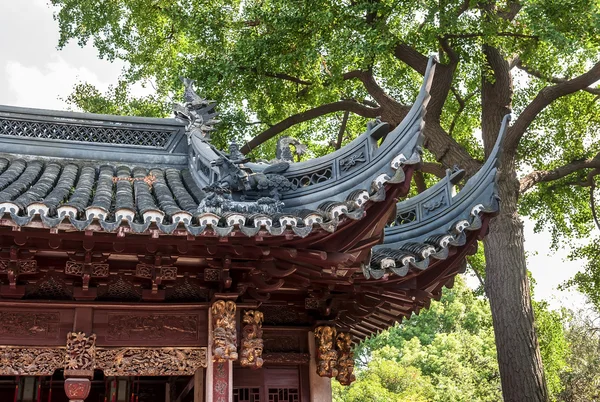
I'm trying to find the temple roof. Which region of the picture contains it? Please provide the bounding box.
[0,57,505,340]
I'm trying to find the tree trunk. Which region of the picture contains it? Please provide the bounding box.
[483,154,549,402]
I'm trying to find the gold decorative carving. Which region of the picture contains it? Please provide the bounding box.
[96,347,207,376]
[314,325,338,378]
[240,310,264,369]
[211,300,238,362]
[335,332,356,385]
[65,332,96,378]
[0,346,64,375]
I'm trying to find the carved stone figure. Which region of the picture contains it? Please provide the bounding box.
[314,325,338,378]
[211,300,238,362]
[211,154,296,200]
[240,310,264,369]
[173,77,219,140]
[335,332,356,385]
[275,137,307,163]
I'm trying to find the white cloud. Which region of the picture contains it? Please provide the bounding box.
[5,56,115,110]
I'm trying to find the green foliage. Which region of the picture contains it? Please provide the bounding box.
[335,277,571,402]
[558,306,600,401]
[533,300,570,398]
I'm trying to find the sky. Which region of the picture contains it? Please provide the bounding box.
[0,0,589,310]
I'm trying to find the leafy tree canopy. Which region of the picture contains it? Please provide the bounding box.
[334,277,570,402]
[49,0,600,398]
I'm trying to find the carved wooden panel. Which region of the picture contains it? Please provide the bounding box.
[0,309,73,346]
[95,347,207,376]
[93,310,208,346]
[0,346,63,375]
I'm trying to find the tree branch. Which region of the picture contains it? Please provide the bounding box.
[240,101,381,154]
[422,162,447,179]
[497,0,523,21]
[507,61,600,153]
[240,67,313,86]
[516,61,600,96]
[393,43,430,75]
[519,154,600,193]
[335,110,350,150]
[444,32,537,40]
[414,171,427,193]
[343,70,407,112]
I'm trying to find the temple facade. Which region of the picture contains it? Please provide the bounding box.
[0,57,504,402]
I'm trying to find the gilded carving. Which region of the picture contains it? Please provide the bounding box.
[65,332,96,378]
[211,300,238,362]
[107,313,199,341]
[240,310,264,369]
[95,347,207,376]
[335,332,356,385]
[0,312,60,339]
[0,346,63,376]
[314,325,338,378]
[65,261,109,277]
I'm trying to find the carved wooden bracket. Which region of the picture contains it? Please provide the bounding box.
[314,325,338,378]
[136,254,178,300]
[0,247,37,298]
[240,310,264,369]
[335,332,356,385]
[66,252,110,299]
[211,300,238,362]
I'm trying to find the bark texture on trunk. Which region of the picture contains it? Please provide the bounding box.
[483,155,549,402]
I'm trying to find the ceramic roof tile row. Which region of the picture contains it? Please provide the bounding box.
[0,156,412,237]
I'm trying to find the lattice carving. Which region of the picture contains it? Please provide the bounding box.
[268,388,299,402]
[65,332,96,378]
[234,388,261,402]
[95,347,207,376]
[106,313,199,341]
[65,261,109,277]
[314,326,338,378]
[0,259,38,274]
[204,268,221,282]
[287,166,333,188]
[98,275,141,301]
[240,310,264,369]
[212,300,238,362]
[335,332,356,385]
[135,264,177,280]
[167,278,209,302]
[0,117,173,148]
[262,353,310,365]
[0,346,64,375]
[0,312,60,339]
[263,335,302,353]
[26,273,72,300]
[393,208,417,225]
[262,306,310,325]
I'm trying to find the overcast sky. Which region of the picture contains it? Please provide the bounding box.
[0,0,588,310]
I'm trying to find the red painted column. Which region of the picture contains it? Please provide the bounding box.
[64,378,92,402]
